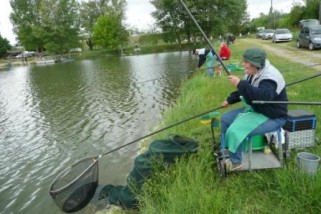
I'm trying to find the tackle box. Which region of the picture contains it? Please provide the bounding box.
[285,129,316,149]
[283,109,316,132]
[283,109,317,149]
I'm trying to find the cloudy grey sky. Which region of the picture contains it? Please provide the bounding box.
[0,0,302,45]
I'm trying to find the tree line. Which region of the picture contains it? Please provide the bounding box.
[8,0,127,54]
[250,0,320,31]
[0,0,319,58]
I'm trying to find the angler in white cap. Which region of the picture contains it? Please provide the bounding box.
[193,48,217,77]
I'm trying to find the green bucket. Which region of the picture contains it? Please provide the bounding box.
[227,64,244,72]
[243,135,265,152]
[227,64,237,72]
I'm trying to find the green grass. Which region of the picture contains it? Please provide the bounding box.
[135,39,321,214]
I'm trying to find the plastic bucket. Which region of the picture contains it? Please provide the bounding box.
[296,152,320,175]
[243,135,265,152]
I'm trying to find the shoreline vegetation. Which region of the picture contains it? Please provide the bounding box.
[1,35,233,67]
[0,41,197,67]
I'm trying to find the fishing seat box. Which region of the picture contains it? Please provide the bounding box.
[283,110,316,149]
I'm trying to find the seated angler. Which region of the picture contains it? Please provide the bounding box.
[220,48,288,171]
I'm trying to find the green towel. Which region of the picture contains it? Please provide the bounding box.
[225,111,268,153]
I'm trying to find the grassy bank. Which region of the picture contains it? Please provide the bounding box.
[135,40,321,214]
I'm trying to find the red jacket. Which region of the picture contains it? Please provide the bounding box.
[219,45,231,60]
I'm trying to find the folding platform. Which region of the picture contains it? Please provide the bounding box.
[216,144,283,177]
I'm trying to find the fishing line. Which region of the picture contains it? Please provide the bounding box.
[96,59,197,74]
[136,70,192,85]
[118,59,198,85]
[129,59,197,69]
[179,0,230,76]
[136,67,209,84]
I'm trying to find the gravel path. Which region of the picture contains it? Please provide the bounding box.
[241,38,321,71]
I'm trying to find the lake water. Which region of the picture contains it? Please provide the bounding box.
[0,51,195,214]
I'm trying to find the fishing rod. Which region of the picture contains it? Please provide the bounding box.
[179,0,230,76]
[286,71,321,87]
[253,101,321,105]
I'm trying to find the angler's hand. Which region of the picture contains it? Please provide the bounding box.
[222,100,230,108]
[228,75,240,87]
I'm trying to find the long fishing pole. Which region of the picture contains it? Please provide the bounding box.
[286,71,321,87]
[99,105,225,157]
[179,0,230,76]
[253,101,321,105]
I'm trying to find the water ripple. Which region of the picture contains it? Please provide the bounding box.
[0,52,193,213]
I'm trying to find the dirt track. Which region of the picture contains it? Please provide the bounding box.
[241,38,321,71]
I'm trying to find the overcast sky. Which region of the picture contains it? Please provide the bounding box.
[0,0,303,45]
